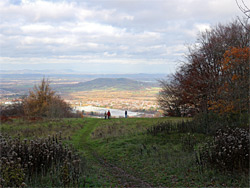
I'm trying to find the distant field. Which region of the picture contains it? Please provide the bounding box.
[0,75,162,112]
[68,87,161,111]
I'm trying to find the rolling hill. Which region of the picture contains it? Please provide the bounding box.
[68,78,153,91]
[0,75,160,96]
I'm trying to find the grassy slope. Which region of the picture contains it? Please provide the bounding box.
[69,117,248,187]
[1,117,248,187]
[0,118,84,139]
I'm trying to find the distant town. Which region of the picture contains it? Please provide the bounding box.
[0,72,164,117]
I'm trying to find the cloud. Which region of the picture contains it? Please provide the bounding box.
[0,0,244,74]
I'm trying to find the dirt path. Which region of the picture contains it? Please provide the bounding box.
[91,150,151,187]
[72,119,152,187]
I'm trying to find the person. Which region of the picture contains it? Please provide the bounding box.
[107,110,111,119]
[125,110,128,118]
[104,111,107,119]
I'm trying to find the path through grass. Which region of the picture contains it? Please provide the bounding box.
[70,117,249,187]
[2,117,247,187]
[70,118,168,187]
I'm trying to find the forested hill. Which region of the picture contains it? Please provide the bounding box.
[73,78,154,91]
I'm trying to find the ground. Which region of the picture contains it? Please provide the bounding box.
[1,117,248,187]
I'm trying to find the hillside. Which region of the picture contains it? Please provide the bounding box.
[64,78,154,91]
[0,73,162,96]
[1,118,248,187]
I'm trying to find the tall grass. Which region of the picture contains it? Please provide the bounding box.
[0,133,86,187]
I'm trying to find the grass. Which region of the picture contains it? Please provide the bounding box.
[72,117,248,187]
[1,117,249,187]
[88,133,245,187]
[0,118,84,139]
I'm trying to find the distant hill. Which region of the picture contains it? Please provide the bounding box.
[0,73,162,95]
[0,70,166,81]
[67,78,153,91]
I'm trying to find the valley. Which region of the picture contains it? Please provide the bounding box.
[0,71,164,115]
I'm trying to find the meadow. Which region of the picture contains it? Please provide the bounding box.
[1,117,248,187]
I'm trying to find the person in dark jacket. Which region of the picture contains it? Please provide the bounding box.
[125,110,128,118]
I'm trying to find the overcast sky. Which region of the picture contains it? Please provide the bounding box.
[0,0,246,74]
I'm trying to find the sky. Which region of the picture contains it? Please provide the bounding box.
[0,0,246,74]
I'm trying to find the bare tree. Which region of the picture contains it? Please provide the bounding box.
[236,0,250,19]
[236,0,250,31]
[158,76,182,117]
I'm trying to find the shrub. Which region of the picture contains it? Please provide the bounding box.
[192,112,249,134]
[23,78,73,118]
[146,121,173,135]
[195,127,249,173]
[147,112,246,136]
[0,102,25,117]
[146,120,201,135]
[0,158,25,187]
[0,133,85,187]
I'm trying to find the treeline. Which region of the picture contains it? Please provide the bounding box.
[0,78,77,119]
[158,20,249,124]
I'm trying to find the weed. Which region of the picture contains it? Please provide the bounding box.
[0,132,85,187]
[195,127,249,173]
[181,133,197,151]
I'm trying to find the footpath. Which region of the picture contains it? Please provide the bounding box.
[71,118,152,187]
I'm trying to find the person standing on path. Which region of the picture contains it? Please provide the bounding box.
[104,111,107,119]
[107,110,111,119]
[125,110,128,118]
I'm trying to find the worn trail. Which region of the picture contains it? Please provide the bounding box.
[72,118,152,187]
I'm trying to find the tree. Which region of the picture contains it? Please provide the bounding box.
[158,76,183,117]
[236,0,250,31]
[23,78,72,118]
[158,20,249,118]
[208,47,250,115]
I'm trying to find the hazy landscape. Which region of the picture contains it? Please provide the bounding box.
[0,70,165,115]
[0,0,249,187]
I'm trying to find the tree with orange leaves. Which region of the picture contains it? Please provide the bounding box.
[158,20,249,120]
[208,47,249,115]
[23,78,72,118]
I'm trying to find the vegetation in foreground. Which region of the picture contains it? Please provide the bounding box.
[1,117,248,187]
[0,118,86,187]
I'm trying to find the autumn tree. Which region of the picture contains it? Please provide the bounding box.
[158,20,249,119]
[208,47,250,115]
[23,78,72,118]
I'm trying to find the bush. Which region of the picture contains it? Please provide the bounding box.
[0,133,85,187]
[23,78,73,118]
[0,158,25,187]
[191,112,224,134]
[146,120,205,135]
[0,102,25,117]
[196,127,249,173]
[192,112,249,134]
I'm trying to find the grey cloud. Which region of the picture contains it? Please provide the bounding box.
[0,0,245,74]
